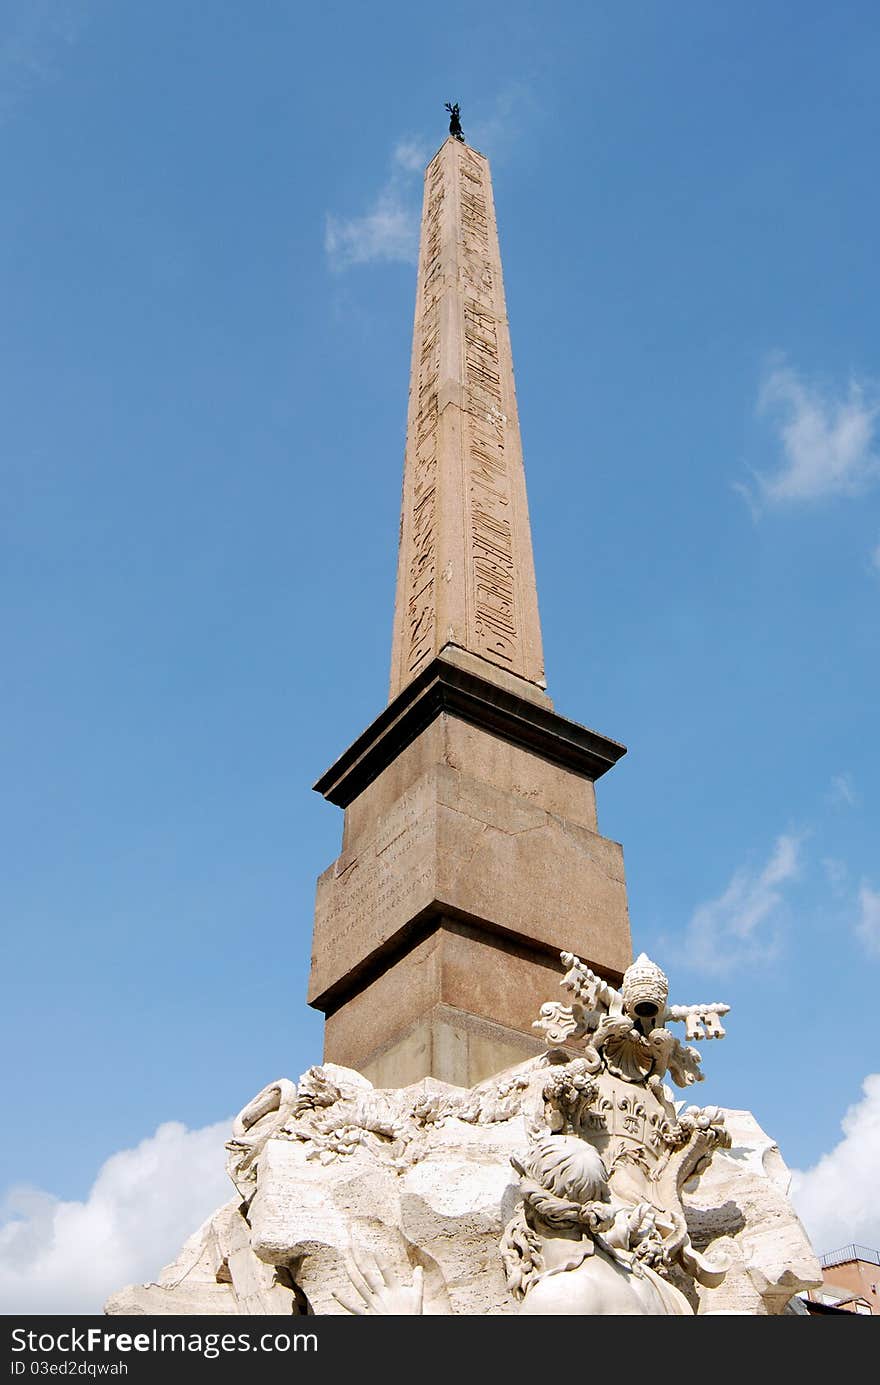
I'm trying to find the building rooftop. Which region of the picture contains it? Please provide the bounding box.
[821,1244,880,1269]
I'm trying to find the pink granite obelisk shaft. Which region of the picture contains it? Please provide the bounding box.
[390,139,547,705]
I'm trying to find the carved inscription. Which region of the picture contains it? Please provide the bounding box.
[394,140,539,695]
[321,812,434,957]
[459,150,518,668]
[405,155,444,676]
[459,152,493,299]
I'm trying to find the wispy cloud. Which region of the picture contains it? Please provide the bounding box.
[0,0,90,125]
[870,536,880,575]
[392,137,429,174]
[323,85,540,271]
[680,833,802,974]
[325,139,429,271]
[739,359,880,512]
[822,856,849,895]
[465,83,540,162]
[790,1073,880,1252]
[0,1117,232,1313]
[827,773,857,809]
[856,882,880,957]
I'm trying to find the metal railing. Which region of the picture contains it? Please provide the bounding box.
[821,1244,880,1269]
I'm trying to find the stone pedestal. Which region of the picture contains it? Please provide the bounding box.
[309,656,631,1086]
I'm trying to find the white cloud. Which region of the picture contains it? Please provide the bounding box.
[325,139,427,271]
[790,1074,880,1253]
[827,773,857,809]
[871,536,880,573]
[856,882,880,956]
[742,360,880,510]
[0,1117,232,1314]
[325,196,419,270]
[681,834,801,973]
[392,137,429,173]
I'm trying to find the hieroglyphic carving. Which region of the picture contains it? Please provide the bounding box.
[392,139,546,697]
[405,154,444,677]
[458,149,518,669]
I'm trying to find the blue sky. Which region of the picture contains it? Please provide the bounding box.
[1,1,879,1310]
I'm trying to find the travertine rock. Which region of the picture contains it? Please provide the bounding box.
[106,948,819,1317]
[684,1109,822,1315]
[104,1201,298,1316]
[107,1054,819,1316]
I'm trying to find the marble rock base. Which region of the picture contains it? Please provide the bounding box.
[105,1057,819,1317]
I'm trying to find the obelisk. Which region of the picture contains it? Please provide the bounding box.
[388,134,546,703]
[309,132,633,1087]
